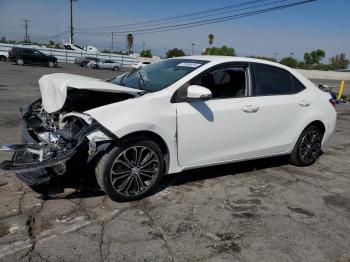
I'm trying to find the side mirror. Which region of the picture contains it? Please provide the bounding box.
[186,85,212,101]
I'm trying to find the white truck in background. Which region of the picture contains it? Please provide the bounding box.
[0,50,9,61]
[62,43,98,53]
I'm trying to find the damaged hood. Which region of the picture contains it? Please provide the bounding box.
[39,73,142,113]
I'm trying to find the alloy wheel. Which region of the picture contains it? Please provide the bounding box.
[299,129,321,164]
[110,146,160,197]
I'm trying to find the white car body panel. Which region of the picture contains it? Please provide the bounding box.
[132,61,151,69]
[0,51,9,60]
[39,56,336,174]
[39,73,141,113]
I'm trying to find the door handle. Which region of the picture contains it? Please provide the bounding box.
[298,100,310,107]
[241,105,259,113]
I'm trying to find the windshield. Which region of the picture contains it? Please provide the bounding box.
[110,59,208,92]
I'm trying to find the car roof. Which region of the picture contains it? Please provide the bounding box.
[177,55,291,71]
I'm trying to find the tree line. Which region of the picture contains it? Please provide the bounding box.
[1,34,348,70]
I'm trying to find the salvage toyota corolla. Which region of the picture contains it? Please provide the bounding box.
[0,56,337,201]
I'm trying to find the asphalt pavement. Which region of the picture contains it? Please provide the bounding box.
[0,61,349,262]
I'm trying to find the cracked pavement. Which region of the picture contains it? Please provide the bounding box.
[0,62,350,262]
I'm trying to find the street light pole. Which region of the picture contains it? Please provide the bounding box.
[22,19,30,42]
[191,43,195,55]
[111,32,114,52]
[69,0,78,44]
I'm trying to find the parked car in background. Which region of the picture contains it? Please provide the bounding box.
[132,61,151,69]
[0,56,336,201]
[0,51,9,61]
[74,56,99,67]
[8,47,58,67]
[88,59,121,71]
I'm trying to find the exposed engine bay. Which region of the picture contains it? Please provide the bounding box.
[0,88,134,185]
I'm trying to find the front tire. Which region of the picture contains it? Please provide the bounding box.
[0,56,6,62]
[16,58,24,65]
[95,139,164,201]
[48,61,55,68]
[289,125,323,166]
[113,66,119,71]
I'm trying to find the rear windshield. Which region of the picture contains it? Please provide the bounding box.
[110,59,208,92]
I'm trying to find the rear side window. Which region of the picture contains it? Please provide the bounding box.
[253,64,294,96]
[292,76,306,93]
[22,49,34,54]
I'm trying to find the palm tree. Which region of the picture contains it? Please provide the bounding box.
[126,33,134,54]
[208,34,214,54]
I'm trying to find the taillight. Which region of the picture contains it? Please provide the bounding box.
[329,98,336,108]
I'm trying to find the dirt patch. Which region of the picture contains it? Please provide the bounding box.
[0,116,19,127]
[212,233,241,253]
[324,195,350,211]
[0,223,9,237]
[287,206,315,217]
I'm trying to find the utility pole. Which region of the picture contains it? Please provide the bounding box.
[274,52,280,61]
[111,32,114,52]
[56,25,59,44]
[191,43,195,55]
[142,42,145,51]
[22,19,30,42]
[69,0,77,44]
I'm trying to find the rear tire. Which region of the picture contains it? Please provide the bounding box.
[0,56,6,62]
[95,138,164,201]
[113,66,119,71]
[289,125,323,166]
[16,58,24,65]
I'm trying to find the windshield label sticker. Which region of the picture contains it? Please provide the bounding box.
[176,62,202,68]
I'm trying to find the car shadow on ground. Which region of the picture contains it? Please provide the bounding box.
[31,155,290,201]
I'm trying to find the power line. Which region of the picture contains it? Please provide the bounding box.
[77,0,271,31]
[77,0,289,34]
[76,0,316,36]
[31,30,69,42]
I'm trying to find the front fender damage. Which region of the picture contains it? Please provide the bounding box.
[0,106,118,186]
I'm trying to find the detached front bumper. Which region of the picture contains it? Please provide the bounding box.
[0,119,80,186]
[0,106,117,186]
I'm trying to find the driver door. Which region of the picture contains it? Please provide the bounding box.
[176,64,262,168]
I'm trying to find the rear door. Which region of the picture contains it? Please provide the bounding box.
[250,63,307,155]
[22,49,35,63]
[32,50,44,64]
[101,60,111,69]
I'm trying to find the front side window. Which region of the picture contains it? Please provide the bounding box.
[191,65,247,98]
[110,59,208,92]
[252,64,294,96]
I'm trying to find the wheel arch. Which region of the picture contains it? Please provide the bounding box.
[121,130,170,174]
[291,119,327,152]
[304,120,326,135]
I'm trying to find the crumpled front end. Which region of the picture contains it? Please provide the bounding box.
[0,99,117,186]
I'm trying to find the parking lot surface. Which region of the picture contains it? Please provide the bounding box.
[0,62,349,262]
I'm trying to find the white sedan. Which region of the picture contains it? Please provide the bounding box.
[0,51,9,61]
[131,61,151,69]
[88,59,121,70]
[0,56,337,201]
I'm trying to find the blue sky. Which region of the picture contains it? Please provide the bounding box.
[0,0,349,60]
